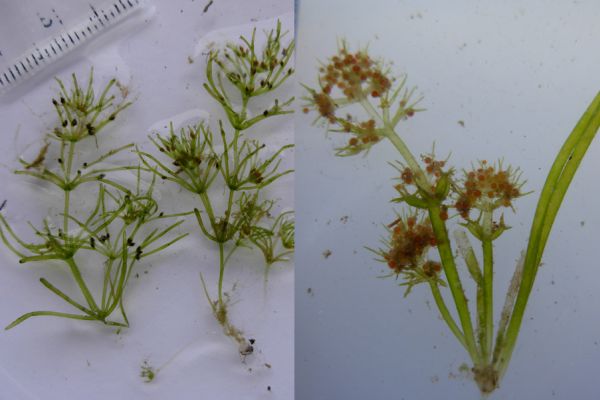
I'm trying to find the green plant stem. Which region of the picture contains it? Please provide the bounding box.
[481,211,494,363]
[63,191,71,234]
[429,281,467,350]
[375,108,481,364]
[6,311,99,330]
[65,257,100,313]
[362,97,428,192]
[64,141,76,233]
[495,91,600,379]
[217,242,225,306]
[383,126,422,176]
[198,192,217,226]
[372,96,481,363]
[428,204,480,364]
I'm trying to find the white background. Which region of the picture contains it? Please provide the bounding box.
[0,1,293,399]
[296,1,600,399]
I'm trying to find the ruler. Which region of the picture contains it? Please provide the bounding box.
[0,0,146,95]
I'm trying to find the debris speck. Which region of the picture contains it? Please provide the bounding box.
[264,363,272,369]
[322,249,332,259]
[187,55,194,64]
[457,120,465,127]
[140,360,156,383]
[115,80,130,99]
[339,215,349,223]
[239,340,254,357]
[203,0,213,13]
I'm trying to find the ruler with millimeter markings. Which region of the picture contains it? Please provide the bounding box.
[0,0,146,95]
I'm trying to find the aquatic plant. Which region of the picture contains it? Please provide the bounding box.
[0,72,186,329]
[303,43,600,394]
[139,21,295,351]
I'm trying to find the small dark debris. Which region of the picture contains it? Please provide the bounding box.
[322,249,332,259]
[203,0,213,13]
[458,120,465,127]
[267,386,271,392]
[249,338,256,345]
[240,342,254,356]
[339,215,349,223]
[264,363,272,369]
[580,220,585,227]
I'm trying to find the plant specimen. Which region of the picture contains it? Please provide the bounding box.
[139,21,294,350]
[0,72,186,329]
[303,43,600,394]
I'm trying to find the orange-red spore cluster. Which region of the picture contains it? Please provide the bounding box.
[319,48,391,101]
[400,167,414,185]
[385,216,437,273]
[455,161,520,218]
[313,92,336,122]
[422,260,442,277]
[423,156,446,178]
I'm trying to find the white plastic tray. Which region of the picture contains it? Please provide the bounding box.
[0,1,293,399]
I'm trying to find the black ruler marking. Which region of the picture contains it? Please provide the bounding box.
[1,0,144,91]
